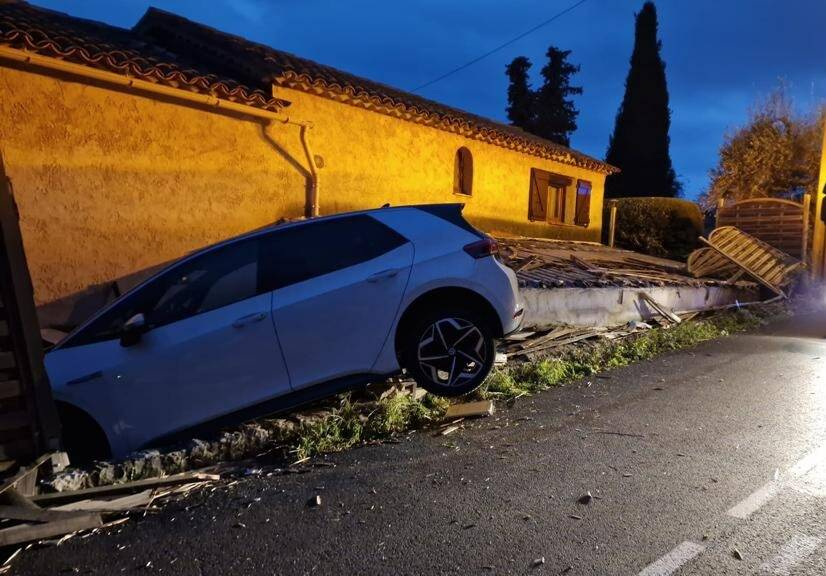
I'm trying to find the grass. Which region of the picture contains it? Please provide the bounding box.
[292,393,449,461]
[479,307,773,400]
[289,305,783,459]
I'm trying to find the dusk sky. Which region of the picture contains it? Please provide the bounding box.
[35,0,826,200]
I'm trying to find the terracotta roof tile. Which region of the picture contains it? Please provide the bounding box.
[0,0,284,112]
[135,8,618,174]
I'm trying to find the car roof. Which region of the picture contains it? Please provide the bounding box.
[201,202,465,254]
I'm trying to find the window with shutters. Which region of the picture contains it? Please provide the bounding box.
[574,180,592,226]
[453,147,473,196]
[529,168,573,224]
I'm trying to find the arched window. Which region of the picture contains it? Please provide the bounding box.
[453,147,473,196]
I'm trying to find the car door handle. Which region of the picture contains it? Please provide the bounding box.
[232,312,267,328]
[366,268,400,283]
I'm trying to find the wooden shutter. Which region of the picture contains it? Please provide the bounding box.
[529,169,548,221]
[575,180,592,226]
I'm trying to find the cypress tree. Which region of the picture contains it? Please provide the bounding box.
[605,2,681,198]
[506,56,536,132]
[533,47,582,146]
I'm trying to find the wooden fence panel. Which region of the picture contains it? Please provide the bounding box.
[716,196,810,261]
[0,151,61,464]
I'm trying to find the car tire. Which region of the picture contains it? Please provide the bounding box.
[401,306,495,397]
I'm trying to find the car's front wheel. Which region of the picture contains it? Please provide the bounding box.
[401,307,495,397]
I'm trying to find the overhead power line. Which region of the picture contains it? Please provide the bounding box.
[410,0,588,93]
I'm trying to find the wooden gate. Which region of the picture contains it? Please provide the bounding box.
[716,195,811,262]
[0,151,61,466]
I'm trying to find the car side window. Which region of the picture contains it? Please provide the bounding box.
[261,215,407,290]
[64,239,260,347]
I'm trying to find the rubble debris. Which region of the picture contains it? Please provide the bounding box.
[0,470,219,550]
[498,236,729,290]
[0,502,102,548]
[690,226,803,297]
[577,492,593,505]
[532,557,546,568]
[444,400,495,420]
[440,425,460,436]
[732,548,744,561]
[639,293,681,325]
[33,471,219,506]
[1,452,69,498]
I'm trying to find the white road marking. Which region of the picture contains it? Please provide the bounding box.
[636,541,706,576]
[727,481,780,519]
[727,445,826,519]
[760,534,823,575]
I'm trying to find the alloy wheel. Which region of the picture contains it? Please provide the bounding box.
[417,317,487,387]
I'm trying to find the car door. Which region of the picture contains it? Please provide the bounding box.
[48,236,291,454]
[266,215,413,389]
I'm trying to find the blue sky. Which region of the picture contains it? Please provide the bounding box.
[35,0,826,200]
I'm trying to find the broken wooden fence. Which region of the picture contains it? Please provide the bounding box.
[0,151,61,467]
[716,195,811,262]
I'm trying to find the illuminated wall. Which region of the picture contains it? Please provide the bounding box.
[273,86,607,243]
[0,64,607,305]
[0,65,305,304]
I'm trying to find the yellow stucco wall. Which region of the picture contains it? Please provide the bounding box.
[0,65,305,304]
[0,64,607,305]
[274,87,607,242]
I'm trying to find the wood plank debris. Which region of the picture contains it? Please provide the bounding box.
[0,468,220,553]
[31,470,220,505]
[444,400,495,420]
[639,293,681,324]
[0,512,103,547]
[496,236,740,290]
[0,452,65,498]
[49,489,155,513]
[0,504,90,523]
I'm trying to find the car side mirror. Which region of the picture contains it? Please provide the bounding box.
[120,313,147,348]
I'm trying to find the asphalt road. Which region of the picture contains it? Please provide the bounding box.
[10,311,826,575]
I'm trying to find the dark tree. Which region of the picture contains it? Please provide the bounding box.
[506,56,536,132]
[605,2,681,198]
[533,47,582,146]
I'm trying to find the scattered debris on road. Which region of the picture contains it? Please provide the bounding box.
[577,491,593,505]
[0,464,219,549]
[444,400,495,419]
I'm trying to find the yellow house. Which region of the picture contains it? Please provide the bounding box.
[0,1,616,306]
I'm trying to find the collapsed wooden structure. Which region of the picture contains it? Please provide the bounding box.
[0,152,61,470]
[688,227,804,297]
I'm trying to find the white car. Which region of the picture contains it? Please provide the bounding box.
[46,204,523,461]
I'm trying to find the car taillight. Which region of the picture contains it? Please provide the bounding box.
[463,237,499,259]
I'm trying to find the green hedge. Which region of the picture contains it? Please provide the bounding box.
[605,197,703,260]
